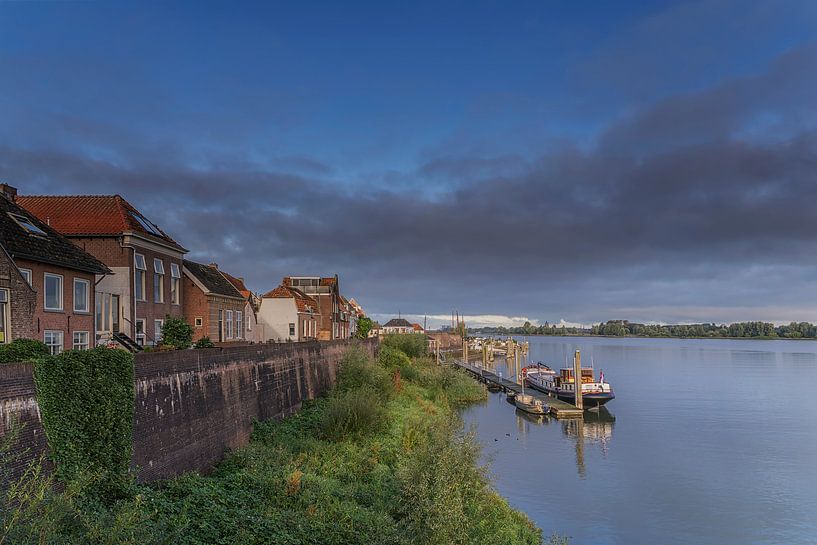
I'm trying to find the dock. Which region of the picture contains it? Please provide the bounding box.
[449,359,584,418]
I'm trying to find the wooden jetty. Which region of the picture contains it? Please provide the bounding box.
[449,359,584,418]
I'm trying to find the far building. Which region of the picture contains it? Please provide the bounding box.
[0,185,110,353]
[220,269,264,343]
[257,284,320,342]
[282,276,350,340]
[382,318,414,334]
[182,261,247,344]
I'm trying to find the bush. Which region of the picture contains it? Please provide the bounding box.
[194,336,214,349]
[0,338,50,363]
[382,333,428,358]
[160,316,193,350]
[34,347,135,499]
[336,346,393,396]
[320,387,388,441]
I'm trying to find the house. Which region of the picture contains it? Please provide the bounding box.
[382,318,414,334]
[257,285,320,342]
[0,185,110,353]
[282,275,350,340]
[412,323,424,333]
[182,261,247,344]
[17,193,187,347]
[219,269,264,343]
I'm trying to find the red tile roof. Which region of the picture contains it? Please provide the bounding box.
[220,269,252,299]
[262,285,319,313]
[17,195,185,250]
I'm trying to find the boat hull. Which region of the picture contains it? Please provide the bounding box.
[527,381,615,409]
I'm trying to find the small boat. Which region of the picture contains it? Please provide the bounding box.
[514,393,548,415]
[523,363,615,410]
[487,383,502,393]
[506,390,516,400]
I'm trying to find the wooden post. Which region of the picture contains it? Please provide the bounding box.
[573,349,583,410]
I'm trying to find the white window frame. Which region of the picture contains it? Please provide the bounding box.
[289,322,296,337]
[247,312,252,332]
[226,310,233,338]
[135,319,146,346]
[302,320,307,338]
[154,319,164,345]
[134,253,147,301]
[236,311,243,339]
[153,259,165,303]
[73,278,90,313]
[44,330,63,355]
[0,289,9,344]
[153,258,165,274]
[195,317,203,327]
[170,263,181,305]
[73,331,89,350]
[44,273,63,311]
[19,268,32,286]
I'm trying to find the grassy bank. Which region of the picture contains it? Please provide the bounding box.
[3,340,551,544]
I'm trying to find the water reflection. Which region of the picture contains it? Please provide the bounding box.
[561,407,616,478]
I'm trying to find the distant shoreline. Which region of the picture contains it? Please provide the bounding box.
[471,333,817,342]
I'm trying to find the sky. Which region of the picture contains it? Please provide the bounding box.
[2,1,817,328]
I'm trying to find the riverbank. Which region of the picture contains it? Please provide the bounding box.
[2,341,550,544]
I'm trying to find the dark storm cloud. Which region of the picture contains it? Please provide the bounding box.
[2,34,817,323]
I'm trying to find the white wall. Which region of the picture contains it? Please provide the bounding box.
[96,266,132,337]
[257,298,297,342]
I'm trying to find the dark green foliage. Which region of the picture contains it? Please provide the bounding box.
[382,333,428,358]
[34,347,135,499]
[160,316,193,349]
[0,338,50,363]
[336,346,393,396]
[355,316,374,339]
[193,336,214,349]
[320,387,388,441]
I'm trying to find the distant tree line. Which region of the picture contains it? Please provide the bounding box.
[469,320,817,339]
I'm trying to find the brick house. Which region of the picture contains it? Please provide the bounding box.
[0,186,110,353]
[219,269,264,343]
[257,285,320,342]
[182,261,247,344]
[17,194,187,347]
[382,318,414,334]
[282,276,350,340]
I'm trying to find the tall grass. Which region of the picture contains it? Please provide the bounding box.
[382,333,428,358]
[320,387,388,441]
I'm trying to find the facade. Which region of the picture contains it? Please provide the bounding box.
[283,276,350,340]
[220,269,264,343]
[382,318,414,334]
[0,186,110,353]
[182,261,247,344]
[17,194,187,347]
[257,285,320,342]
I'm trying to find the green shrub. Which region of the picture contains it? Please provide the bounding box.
[193,336,214,349]
[34,347,135,499]
[320,387,388,441]
[160,316,193,349]
[337,346,393,396]
[382,333,428,358]
[0,338,50,363]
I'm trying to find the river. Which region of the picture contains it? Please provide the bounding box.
[460,336,817,545]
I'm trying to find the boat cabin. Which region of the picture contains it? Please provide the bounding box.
[559,368,596,384]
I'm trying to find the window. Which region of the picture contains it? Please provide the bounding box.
[153,259,165,303]
[9,213,47,235]
[44,273,63,311]
[236,311,243,339]
[73,331,89,350]
[0,289,8,344]
[170,263,181,304]
[19,268,32,286]
[74,278,90,313]
[195,317,203,327]
[44,330,63,355]
[130,211,163,237]
[135,253,147,301]
[218,309,223,342]
[154,319,163,345]
[289,323,295,337]
[135,319,145,346]
[302,320,307,338]
[226,310,233,338]
[247,312,252,331]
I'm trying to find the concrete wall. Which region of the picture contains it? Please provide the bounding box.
[0,338,376,484]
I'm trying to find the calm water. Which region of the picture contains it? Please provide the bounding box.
[460,336,817,545]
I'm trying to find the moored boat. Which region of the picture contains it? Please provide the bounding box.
[523,363,615,409]
[514,393,548,415]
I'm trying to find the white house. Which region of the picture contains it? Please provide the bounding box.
[382,318,414,334]
[257,285,320,342]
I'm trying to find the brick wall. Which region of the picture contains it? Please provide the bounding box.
[0,248,35,341]
[0,362,47,481]
[0,338,377,484]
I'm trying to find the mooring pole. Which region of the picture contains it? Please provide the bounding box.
[573,349,583,410]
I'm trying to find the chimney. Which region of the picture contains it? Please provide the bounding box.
[0,184,18,201]
[208,262,218,269]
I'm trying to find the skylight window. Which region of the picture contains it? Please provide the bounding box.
[9,213,47,236]
[129,211,163,237]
